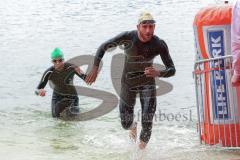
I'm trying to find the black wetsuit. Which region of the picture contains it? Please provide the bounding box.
[37,63,86,117]
[94,30,176,143]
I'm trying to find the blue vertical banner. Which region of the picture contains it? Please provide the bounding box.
[207,30,229,120]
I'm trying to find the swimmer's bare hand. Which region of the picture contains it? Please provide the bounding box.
[144,66,160,78]
[85,66,99,85]
[38,89,46,97]
[232,74,240,87]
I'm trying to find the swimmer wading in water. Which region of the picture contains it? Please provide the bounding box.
[36,48,86,118]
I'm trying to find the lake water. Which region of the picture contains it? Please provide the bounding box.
[0,0,240,159]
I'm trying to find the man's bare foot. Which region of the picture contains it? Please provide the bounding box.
[138,140,147,150]
[129,122,137,142]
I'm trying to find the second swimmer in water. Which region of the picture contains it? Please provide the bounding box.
[36,48,87,119]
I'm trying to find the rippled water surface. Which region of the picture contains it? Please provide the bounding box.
[0,0,240,159]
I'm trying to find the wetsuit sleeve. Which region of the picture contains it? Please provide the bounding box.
[75,71,86,80]
[94,31,131,66]
[36,67,53,89]
[158,40,176,77]
[65,62,86,80]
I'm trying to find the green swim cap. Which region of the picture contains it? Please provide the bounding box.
[51,48,64,60]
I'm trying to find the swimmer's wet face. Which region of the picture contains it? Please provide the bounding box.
[137,22,155,42]
[52,58,64,70]
[52,59,63,63]
[137,12,155,42]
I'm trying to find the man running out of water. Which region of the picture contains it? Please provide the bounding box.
[85,12,176,149]
[36,48,86,118]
